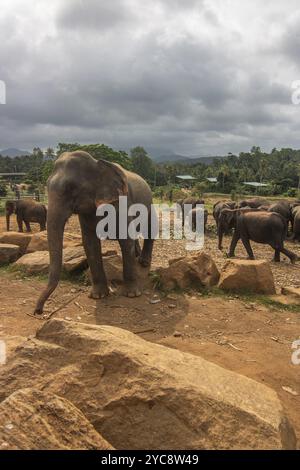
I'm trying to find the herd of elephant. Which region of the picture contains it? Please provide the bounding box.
[212,197,300,264]
[2,150,300,315]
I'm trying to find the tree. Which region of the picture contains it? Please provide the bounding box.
[130,146,155,184]
[44,147,55,160]
[57,143,131,169]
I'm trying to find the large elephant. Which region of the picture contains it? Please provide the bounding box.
[5,199,47,232]
[34,151,155,314]
[219,209,297,263]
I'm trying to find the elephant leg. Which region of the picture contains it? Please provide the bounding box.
[139,239,154,267]
[79,214,109,299]
[241,236,255,260]
[228,230,240,257]
[119,238,141,297]
[280,245,298,264]
[139,210,156,267]
[135,239,142,258]
[273,248,281,262]
[24,220,32,233]
[17,214,23,232]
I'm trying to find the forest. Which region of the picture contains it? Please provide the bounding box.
[0,144,300,197]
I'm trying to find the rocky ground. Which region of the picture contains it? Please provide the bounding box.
[0,208,300,448]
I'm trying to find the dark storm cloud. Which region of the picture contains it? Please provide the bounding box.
[0,0,300,155]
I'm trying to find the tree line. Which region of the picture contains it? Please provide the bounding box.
[0,144,300,197]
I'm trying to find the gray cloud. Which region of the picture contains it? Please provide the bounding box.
[0,0,300,156]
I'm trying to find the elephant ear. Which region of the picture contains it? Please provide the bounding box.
[95,159,128,206]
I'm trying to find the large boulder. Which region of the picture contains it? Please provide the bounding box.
[158,252,220,290]
[218,259,276,294]
[0,232,32,254]
[0,319,295,450]
[15,246,87,274]
[27,231,82,253]
[0,244,20,265]
[0,388,113,450]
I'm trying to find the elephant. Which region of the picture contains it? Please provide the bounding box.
[34,151,155,315]
[238,198,270,209]
[5,199,47,232]
[219,208,297,263]
[290,205,300,241]
[267,200,292,230]
[214,201,237,249]
[177,197,205,226]
[213,200,236,228]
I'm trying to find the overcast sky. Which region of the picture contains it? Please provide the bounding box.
[1,0,300,156]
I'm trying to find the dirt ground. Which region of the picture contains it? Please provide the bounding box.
[1,203,300,446]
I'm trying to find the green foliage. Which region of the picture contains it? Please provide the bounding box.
[57,143,132,169]
[130,146,155,185]
[0,180,7,197]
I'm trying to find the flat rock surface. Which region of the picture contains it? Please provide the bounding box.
[0,319,295,450]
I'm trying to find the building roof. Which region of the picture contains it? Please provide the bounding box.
[206,177,218,183]
[175,175,197,181]
[243,182,269,187]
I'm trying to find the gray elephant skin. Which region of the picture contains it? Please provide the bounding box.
[219,209,297,263]
[5,199,47,232]
[34,151,155,314]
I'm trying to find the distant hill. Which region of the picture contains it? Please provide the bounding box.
[0,148,30,157]
[152,153,224,165]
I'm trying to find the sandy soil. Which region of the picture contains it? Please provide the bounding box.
[1,205,300,445]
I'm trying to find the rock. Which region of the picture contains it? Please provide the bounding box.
[0,319,295,450]
[15,246,87,274]
[27,231,82,253]
[63,246,87,273]
[281,287,300,303]
[85,255,124,285]
[158,252,220,290]
[0,388,113,450]
[103,254,123,282]
[0,244,20,265]
[15,251,49,274]
[0,232,32,254]
[218,260,276,295]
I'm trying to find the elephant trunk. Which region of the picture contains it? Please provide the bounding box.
[34,206,70,314]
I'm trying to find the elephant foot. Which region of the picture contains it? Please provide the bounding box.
[138,256,151,268]
[88,284,109,299]
[123,282,142,298]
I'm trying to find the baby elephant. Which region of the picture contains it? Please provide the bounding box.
[220,209,298,263]
[6,199,47,232]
